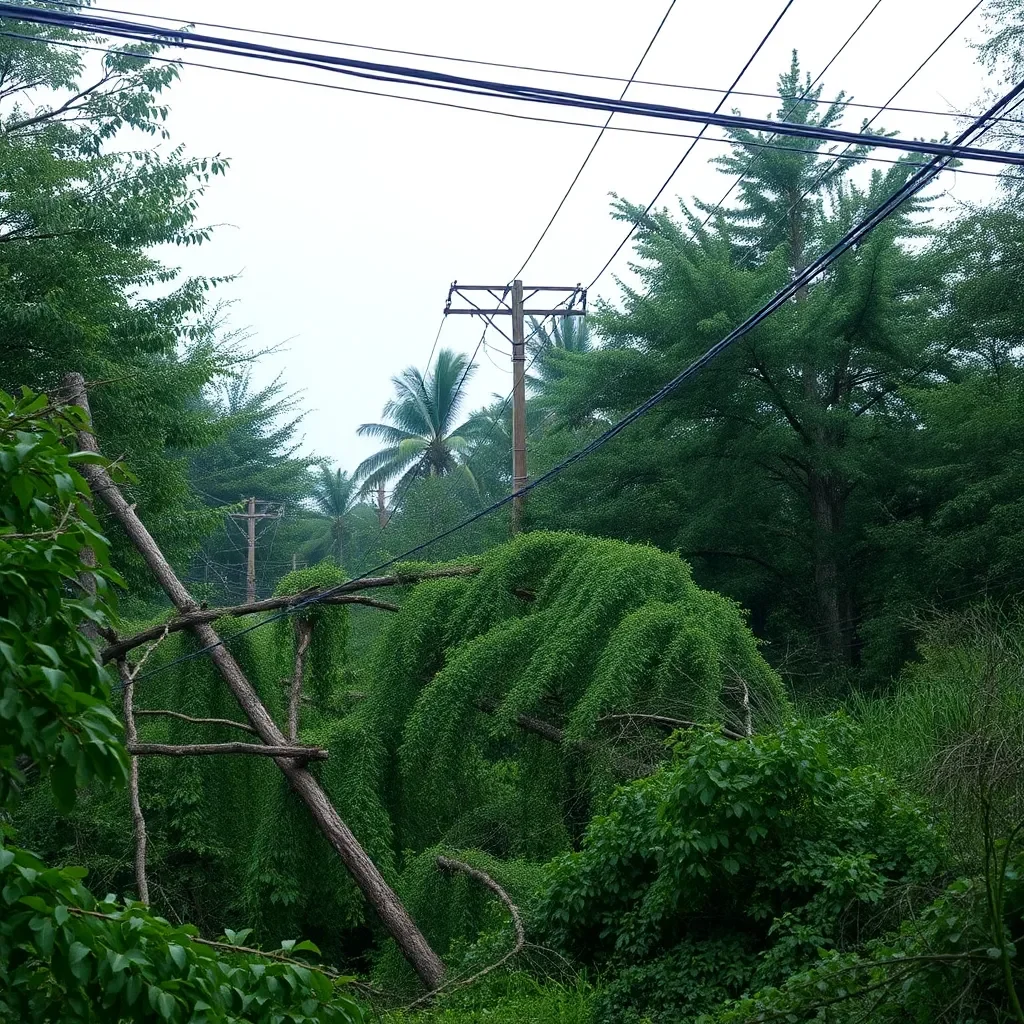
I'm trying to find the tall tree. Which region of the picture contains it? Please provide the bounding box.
[533,56,957,672]
[355,348,478,495]
[0,16,234,588]
[304,465,365,566]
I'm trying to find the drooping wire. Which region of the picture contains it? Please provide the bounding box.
[4,29,1012,187]
[128,75,1024,686]
[0,5,1018,167]
[37,0,1024,125]
[584,0,797,290]
[512,0,678,279]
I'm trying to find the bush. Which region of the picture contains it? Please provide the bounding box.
[538,719,941,1023]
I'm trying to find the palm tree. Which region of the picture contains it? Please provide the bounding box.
[307,465,359,566]
[355,348,478,495]
[526,315,593,390]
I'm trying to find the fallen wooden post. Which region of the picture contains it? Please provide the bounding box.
[62,372,447,991]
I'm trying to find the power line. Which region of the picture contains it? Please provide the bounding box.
[763,0,988,244]
[2,5,1020,168]
[38,0,1023,125]
[3,33,1019,187]
[130,74,1024,686]
[585,0,798,290]
[512,0,678,279]
[11,26,1018,195]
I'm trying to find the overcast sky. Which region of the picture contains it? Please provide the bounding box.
[111,0,1004,473]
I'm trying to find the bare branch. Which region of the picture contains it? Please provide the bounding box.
[134,709,256,735]
[117,660,150,905]
[127,742,328,760]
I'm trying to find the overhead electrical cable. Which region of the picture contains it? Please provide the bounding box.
[583,0,798,290]
[40,0,1022,125]
[129,71,1024,685]
[5,31,1017,185]
[0,4,1020,168]
[763,0,987,241]
[512,0,679,278]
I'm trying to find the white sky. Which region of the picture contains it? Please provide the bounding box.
[108,0,1004,472]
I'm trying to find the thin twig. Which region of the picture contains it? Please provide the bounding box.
[134,709,257,735]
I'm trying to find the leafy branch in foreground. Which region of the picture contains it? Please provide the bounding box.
[0,387,366,1023]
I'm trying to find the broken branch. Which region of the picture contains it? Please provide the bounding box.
[405,857,526,1010]
[596,713,746,742]
[98,579,478,664]
[127,742,328,759]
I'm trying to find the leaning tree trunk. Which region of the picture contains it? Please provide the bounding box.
[60,373,446,990]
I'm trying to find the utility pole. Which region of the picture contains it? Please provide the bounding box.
[445,280,585,532]
[229,498,283,603]
[377,482,389,528]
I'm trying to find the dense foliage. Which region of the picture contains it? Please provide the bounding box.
[6,6,1024,1023]
[0,390,366,1022]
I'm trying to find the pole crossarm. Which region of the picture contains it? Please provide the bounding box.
[445,281,586,318]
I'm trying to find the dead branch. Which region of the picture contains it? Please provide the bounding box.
[596,713,746,742]
[405,857,526,1010]
[127,742,329,760]
[117,660,149,905]
[98,579,477,664]
[134,709,257,735]
[288,619,313,741]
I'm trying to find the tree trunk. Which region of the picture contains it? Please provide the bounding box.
[808,469,848,666]
[788,198,851,669]
[61,373,446,991]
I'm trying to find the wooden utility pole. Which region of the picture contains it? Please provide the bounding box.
[445,280,585,533]
[229,498,282,602]
[510,280,527,532]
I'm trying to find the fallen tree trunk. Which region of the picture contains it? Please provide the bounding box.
[63,372,446,991]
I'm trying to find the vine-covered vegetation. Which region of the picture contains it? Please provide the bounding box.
[6,3,1024,1021]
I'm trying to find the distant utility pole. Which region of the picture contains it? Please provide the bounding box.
[445,280,585,532]
[229,497,283,603]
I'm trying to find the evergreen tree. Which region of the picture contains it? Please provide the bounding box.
[532,55,957,674]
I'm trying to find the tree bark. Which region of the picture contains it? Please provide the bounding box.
[61,372,446,991]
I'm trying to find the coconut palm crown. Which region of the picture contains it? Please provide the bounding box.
[354,348,478,495]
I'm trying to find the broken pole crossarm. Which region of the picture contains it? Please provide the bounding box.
[98,573,479,664]
[128,742,329,759]
[61,372,447,991]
